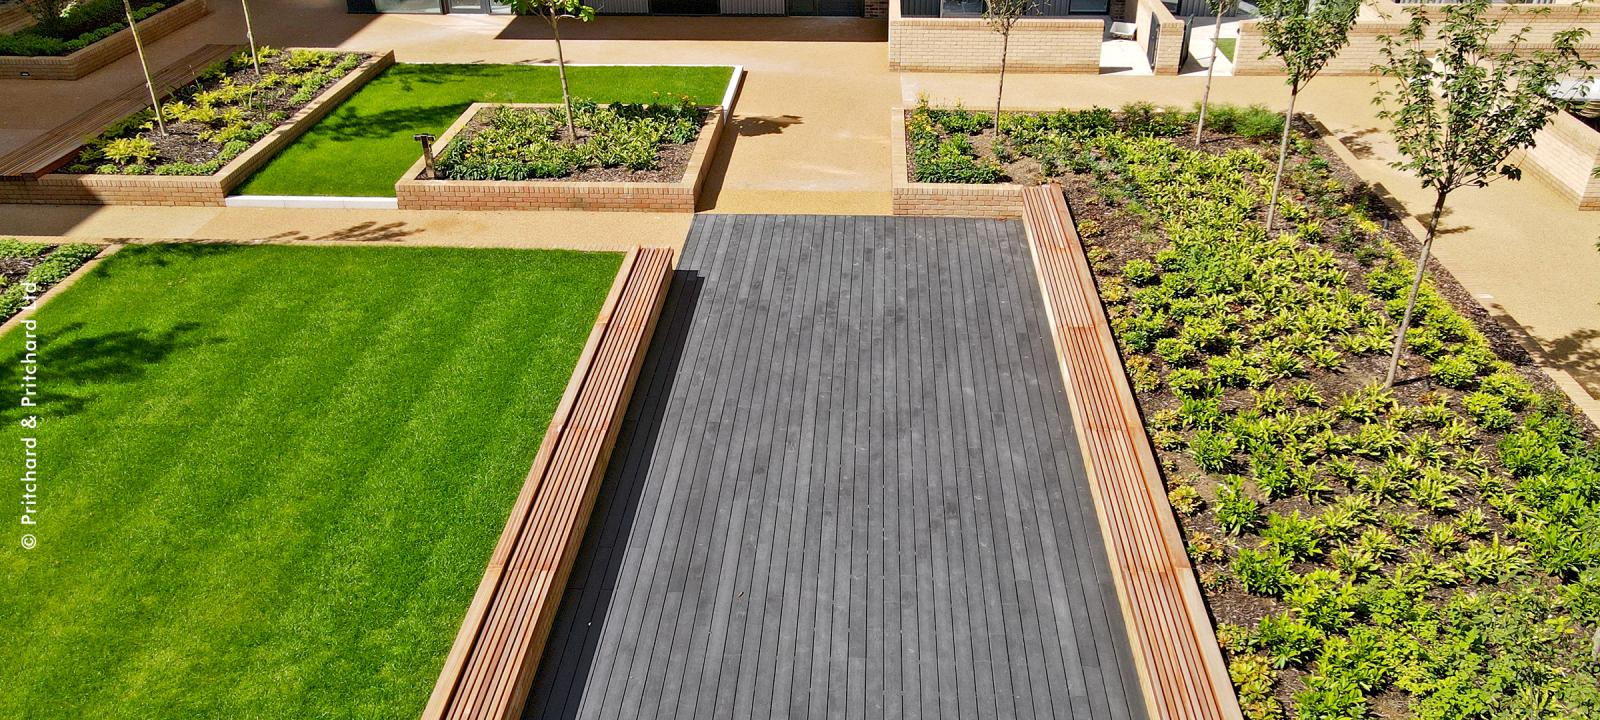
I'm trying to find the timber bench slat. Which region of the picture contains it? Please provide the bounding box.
[424,246,675,720]
[0,43,238,178]
[1022,184,1243,720]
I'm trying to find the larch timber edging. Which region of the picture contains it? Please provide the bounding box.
[1022,184,1243,720]
[423,246,675,720]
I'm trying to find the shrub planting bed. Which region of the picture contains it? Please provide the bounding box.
[395,100,722,212]
[237,63,734,197]
[0,0,207,80]
[65,47,370,176]
[436,98,705,183]
[0,0,170,56]
[0,238,99,320]
[1021,106,1600,718]
[0,243,622,720]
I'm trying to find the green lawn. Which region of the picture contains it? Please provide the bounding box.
[0,244,622,720]
[1215,37,1237,62]
[237,63,734,197]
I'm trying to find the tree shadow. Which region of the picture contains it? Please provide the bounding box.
[1532,325,1600,401]
[731,114,803,137]
[522,269,704,720]
[693,114,803,211]
[0,320,217,422]
[252,221,423,244]
[1337,126,1384,160]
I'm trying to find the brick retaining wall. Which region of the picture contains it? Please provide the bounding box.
[1234,1,1600,76]
[0,50,394,206]
[395,103,723,212]
[0,0,211,81]
[1130,0,1185,75]
[890,108,1026,218]
[1520,111,1600,211]
[888,1,1102,73]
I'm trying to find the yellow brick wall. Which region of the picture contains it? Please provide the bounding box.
[1519,111,1600,211]
[1234,2,1600,76]
[888,15,1103,72]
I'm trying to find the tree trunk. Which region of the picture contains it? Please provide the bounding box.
[552,17,577,143]
[1384,190,1448,388]
[124,0,164,134]
[1194,10,1225,148]
[1264,83,1298,233]
[995,31,1010,134]
[242,0,261,76]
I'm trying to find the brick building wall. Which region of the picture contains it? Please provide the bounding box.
[0,0,210,81]
[1234,1,1600,76]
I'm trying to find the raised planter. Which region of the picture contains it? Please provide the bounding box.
[890,108,1026,219]
[0,50,394,206]
[395,102,724,213]
[1520,110,1600,211]
[0,0,210,81]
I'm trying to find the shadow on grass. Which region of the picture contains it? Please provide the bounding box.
[523,269,704,720]
[0,321,216,422]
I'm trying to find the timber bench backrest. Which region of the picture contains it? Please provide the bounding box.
[1022,184,1243,720]
[423,246,675,720]
[0,43,238,179]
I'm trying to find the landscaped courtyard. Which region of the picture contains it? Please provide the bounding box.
[235,63,734,197]
[0,243,621,719]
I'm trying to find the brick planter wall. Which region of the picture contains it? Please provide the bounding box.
[395,103,724,212]
[1234,1,1600,76]
[890,108,1026,218]
[0,50,393,206]
[0,0,211,81]
[888,2,1102,73]
[1520,111,1600,211]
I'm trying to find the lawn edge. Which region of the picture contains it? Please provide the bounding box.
[0,243,120,337]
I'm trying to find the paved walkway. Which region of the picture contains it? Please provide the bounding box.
[528,215,1145,720]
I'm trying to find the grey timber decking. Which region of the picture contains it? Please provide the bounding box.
[524,215,1146,720]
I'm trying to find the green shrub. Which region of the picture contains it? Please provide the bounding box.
[1233,546,1296,596]
[1215,476,1261,534]
[438,100,706,182]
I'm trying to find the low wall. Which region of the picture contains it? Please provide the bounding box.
[1130,0,1185,75]
[1234,1,1600,76]
[888,2,1102,73]
[890,108,1026,218]
[395,103,724,212]
[1520,111,1600,211]
[0,50,393,206]
[0,0,211,81]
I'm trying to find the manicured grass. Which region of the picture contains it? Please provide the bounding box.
[236,63,734,197]
[1215,37,1237,62]
[0,244,622,720]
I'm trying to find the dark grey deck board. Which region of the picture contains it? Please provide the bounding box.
[525,215,1145,720]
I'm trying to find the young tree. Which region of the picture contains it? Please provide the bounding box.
[1194,0,1236,148]
[1374,0,1592,388]
[1254,0,1360,231]
[241,0,262,76]
[123,0,165,134]
[508,0,596,143]
[984,0,1034,132]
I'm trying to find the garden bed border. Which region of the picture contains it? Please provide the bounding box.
[1517,109,1600,212]
[890,107,1029,219]
[395,101,724,213]
[0,242,118,336]
[0,49,395,206]
[0,0,211,81]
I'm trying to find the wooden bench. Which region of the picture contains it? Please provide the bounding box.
[1022,184,1243,720]
[423,246,675,720]
[0,43,238,178]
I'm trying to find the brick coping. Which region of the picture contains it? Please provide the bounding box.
[0,0,210,81]
[0,49,394,206]
[395,102,725,212]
